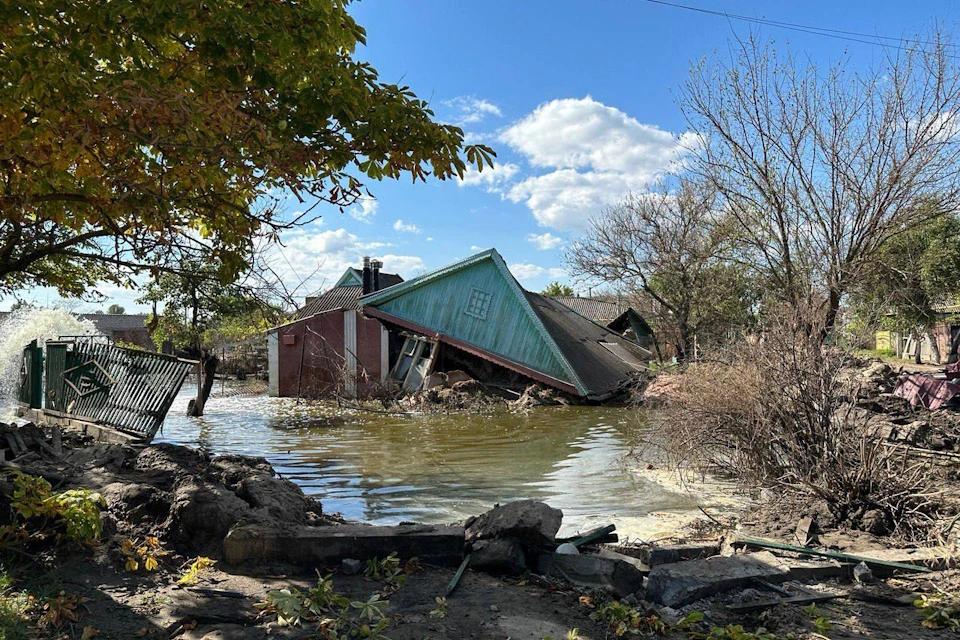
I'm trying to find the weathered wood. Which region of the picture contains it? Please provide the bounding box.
[727,591,843,612]
[50,426,62,455]
[571,524,616,548]
[737,536,933,573]
[446,555,471,597]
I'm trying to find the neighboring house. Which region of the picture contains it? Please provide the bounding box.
[267,258,403,398]
[551,295,655,352]
[874,303,960,363]
[358,249,650,401]
[0,312,153,350]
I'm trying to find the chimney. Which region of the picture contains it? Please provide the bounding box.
[361,256,373,295]
[371,259,383,292]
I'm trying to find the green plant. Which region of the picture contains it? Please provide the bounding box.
[429,596,448,619]
[589,600,666,637]
[364,552,407,590]
[0,572,31,640]
[565,629,581,640]
[685,625,791,640]
[915,592,960,630]
[803,602,832,636]
[7,472,105,545]
[255,573,390,640]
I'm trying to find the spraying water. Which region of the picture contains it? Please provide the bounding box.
[0,307,96,412]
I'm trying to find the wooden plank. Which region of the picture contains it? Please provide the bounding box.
[571,524,617,548]
[446,555,471,597]
[727,591,844,613]
[737,536,933,573]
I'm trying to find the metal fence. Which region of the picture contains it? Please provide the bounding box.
[41,340,194,440]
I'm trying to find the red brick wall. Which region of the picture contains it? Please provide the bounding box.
[276,311,384,397]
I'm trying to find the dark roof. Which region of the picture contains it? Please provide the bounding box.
[337,268,404,289]
[82,313,149,333]
[293,286,364,319]
[525,292,650,398]
[607,308,654,336]
[551,296,622,324]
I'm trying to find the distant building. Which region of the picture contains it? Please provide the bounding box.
[0,312,153,350]
[267,250,651,401]
[875,303,960,363]
[551,295,655,352]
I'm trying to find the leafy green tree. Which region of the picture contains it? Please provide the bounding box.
[541,282,574,296]
[852,211,960,363]
[139,262,281,416]
[0,0,494,298]
[106,304,125,315]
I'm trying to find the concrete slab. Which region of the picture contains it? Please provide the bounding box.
[537,552,645,598]
[646,551,790,608]
[642,542,721,566]
[223,523,464,567]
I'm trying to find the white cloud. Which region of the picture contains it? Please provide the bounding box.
[548,267,567,279]
[458,162,520,192]
[470,245,483,251]
[348,196,378,223]
[527,232,563,250]
[426,237,434,242]
[497,96,696,230]
[392,219,421,234]
[264,227,423,302]
[509,263,546,281]
[444,96,503,125]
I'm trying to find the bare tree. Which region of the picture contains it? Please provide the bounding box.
[567,180,750,360]
[682,30,960,337]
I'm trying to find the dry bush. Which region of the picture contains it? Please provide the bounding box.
[658,315,947,540]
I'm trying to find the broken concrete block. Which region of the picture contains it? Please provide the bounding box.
[223,523,464,567]
[537,552,645,598]
[645,551,790,607]
[641,542,720,566]
[341,558,363,575]
[471,538,527,575]
[465,500,562,547]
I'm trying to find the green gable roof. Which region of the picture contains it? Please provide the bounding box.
[358,248,651,397]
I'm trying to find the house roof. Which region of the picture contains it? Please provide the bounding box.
[607,308,654,336]
[360,248,650,398]
[293,286,364,319]
[334,267,403,289]
[551,296,622,324]
[525,292,650,397]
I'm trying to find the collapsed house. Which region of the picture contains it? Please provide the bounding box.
[550,295,655,353]
[268,249,652,401]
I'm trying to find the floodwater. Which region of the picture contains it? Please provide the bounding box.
[157,388,744,538]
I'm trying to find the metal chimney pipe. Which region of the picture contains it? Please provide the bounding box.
[371,260,383,292]
[361,256,373,295]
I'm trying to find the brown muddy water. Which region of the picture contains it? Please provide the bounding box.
[157,388,745,538]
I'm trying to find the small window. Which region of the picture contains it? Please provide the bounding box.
[464,288,493,320]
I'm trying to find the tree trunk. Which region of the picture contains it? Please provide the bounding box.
[914,333,923,365]
[926,329,942,365]
[187,352,219,417]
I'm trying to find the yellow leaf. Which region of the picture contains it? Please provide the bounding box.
[81,626,100,640]
[125,558,138,572]
[145,556,159,572]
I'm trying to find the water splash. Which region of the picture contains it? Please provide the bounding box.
[0,307,96,411]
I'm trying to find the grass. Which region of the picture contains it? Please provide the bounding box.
[0,564,64,640]
[0,570,31,640]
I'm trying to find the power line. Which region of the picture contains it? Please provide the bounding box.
[639,0,959,54]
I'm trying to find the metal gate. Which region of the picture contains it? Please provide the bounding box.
[18,340,43,409]
[43,340,194,440]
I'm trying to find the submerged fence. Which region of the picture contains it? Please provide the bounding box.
[21,339,194,440]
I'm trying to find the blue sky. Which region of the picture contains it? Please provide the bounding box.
[17,0,960,312]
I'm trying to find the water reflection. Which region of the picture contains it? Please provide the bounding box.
[157,390,698,535]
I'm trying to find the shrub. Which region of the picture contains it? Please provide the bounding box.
[657,314,944,540]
